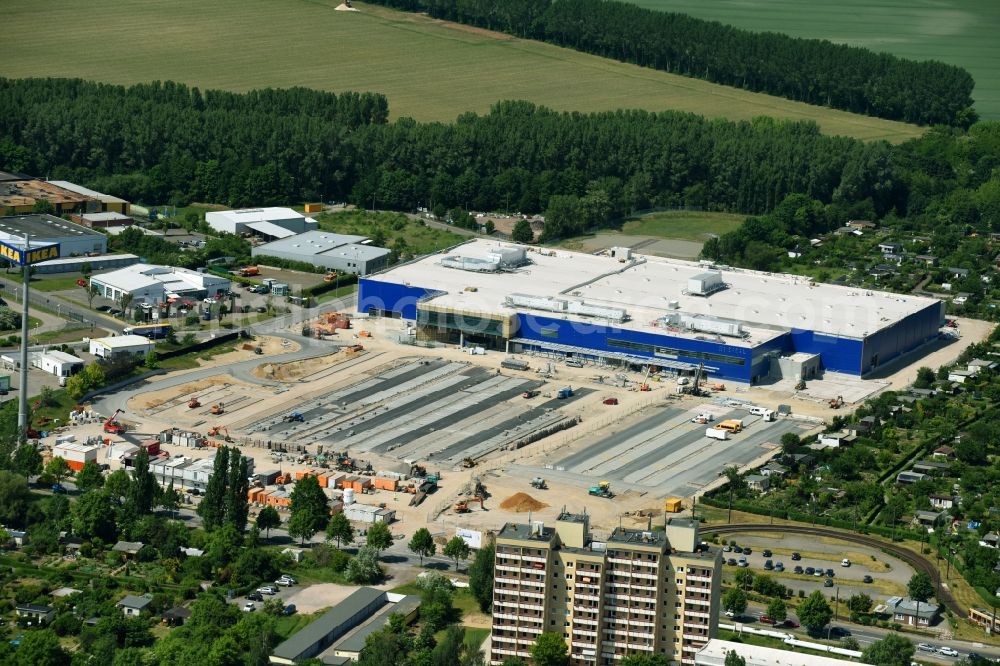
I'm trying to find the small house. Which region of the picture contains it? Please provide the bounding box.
[912,460,951,475]
[914,254,937,266]
[897,471,929,484]
[880,596,940,627]
[929,494,956,510]
[117,595,152,617]
[949,267,971,279]
[932,446,956,460]
[161,606,191,626]
[914,510,946,530]
[854,416,878,433]
[879,242,903,254]
[760,463,788,478]
[847,220,876,229]
[112,541,144,558]
[948,369,975,384]
[745,474,770,493]
[968,359,997,374]
[16,604,54,624]
[980,533,999,549]
[817,430,856,448]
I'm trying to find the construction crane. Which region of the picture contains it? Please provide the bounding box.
[638,365,652,391]
[103,409,125,435]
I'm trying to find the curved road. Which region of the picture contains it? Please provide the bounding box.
[703,524,962,617]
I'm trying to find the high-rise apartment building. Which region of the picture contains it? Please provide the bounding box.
[491,513,721,666]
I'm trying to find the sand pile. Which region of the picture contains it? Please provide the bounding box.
[500,492,548,513]
[335,2,359,10]
[252,350,345,381]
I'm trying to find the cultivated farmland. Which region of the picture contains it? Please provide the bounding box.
[0,0,922,142]
[623,0,1000,120]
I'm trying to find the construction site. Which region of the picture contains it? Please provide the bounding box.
[35,292,991,540]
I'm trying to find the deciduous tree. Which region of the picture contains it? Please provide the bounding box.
[443,536,470,571]
[408,527,436,565]
[256,505,281,540]
[327,511,354,548]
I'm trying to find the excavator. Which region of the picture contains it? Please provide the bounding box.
[454,497,484,513]
[188,398,201,409]
[207,425,233,442]
[211,402,225,415]
[829,395,844,409]
[323,271,339,283]
[104,409,126,435]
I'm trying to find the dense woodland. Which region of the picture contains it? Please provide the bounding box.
[362,0,976,127]
[2,78,998,251]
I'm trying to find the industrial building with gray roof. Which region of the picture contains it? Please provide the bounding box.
[252,231,390,276]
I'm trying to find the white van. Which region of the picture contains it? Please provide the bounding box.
[749,406,775,421]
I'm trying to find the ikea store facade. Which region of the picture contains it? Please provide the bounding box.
[357,240,944,384]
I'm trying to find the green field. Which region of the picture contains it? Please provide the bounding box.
[622,0,1000,120]
[620,211,746,241]
[0,0,922,142]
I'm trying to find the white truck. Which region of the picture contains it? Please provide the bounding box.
[706,427,729,441]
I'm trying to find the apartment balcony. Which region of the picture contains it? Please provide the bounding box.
[522,555,547,564]
[685,586,710,595]
[685,598,710,607]
[572,641,599,649]
[574,592,600,602]
[684,610,711,619]
[573,628,598,638]
[573,616,599,626]
[688,575,713,584]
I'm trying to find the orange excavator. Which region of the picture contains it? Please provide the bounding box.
[188,398,201,409]
[211,402,225,415]
[454,497,484,513]
[829,395,844,409]
[104,409,126,435]
[207,425,233,442]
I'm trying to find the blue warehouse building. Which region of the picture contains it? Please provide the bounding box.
[358,241,945,384]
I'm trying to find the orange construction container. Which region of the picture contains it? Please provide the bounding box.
[373,477,398,492]
[351,478,372,492]
[294,469,314,481]
[316,474,329,488]
[304,203,323,213]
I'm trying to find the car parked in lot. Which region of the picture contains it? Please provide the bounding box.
[727,558,737,566]
[276,577,295,587]
[824,578,834,587]
[762,549,772,558]
[763,559,774,570]
[279,574,297,585]
[938,647,959,657]
[813,570,824,577]
[759,616,776,625]
[917,644,936,653]
[863,575,873,583]
[725,610,735,618]
[282,604,297,616]
[774,562,784,572]
[805,567,815,575]
[246,592,263,602]
[242,602,255,612]
[723,545,732,552]
[782,619,800,628]
[841,558,851,567]
[793,566,804,575]
[825,568,835,577]
[51,483,67,494]
[733,546,743,554]
[737,558,748,567]
[256,585,277,595]
[791,552,801,560]
[743,547,752,555]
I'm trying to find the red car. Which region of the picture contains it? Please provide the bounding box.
[783,620,800,628]
[759,616,776,625]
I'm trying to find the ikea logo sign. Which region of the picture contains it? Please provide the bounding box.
[0,241,60,266]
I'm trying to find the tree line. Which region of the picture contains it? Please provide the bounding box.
[362,0,976,127]
[1,78,997,247]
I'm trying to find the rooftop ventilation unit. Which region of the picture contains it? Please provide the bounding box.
[663,313,744,338]
[686,271,727,297]
[440,255,501,272]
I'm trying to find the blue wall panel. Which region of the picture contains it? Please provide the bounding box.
[861,301,944,374]
[789,329,864,375]
[357,279,437,320]
[515,313,755,382]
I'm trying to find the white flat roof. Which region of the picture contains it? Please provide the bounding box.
[92,335,155,349]
[52,442,100,454]
[81,212,131,222]
[209,207,304,224]
[37,253,139,267]
[696,639,856,666]
[43,351,84,364]
[92,263,229,294]
[367,239,941,344]
[245,220,296,238]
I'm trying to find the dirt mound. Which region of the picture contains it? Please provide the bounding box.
[499,492,548,513]
[253,350,346,381]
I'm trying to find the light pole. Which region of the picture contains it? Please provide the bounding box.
[17,234,30,441]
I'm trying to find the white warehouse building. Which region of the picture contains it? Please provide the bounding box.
[0,214,107,257]
[89,335,155,359]
[205,207,318,239]
[90,263,230,306]
[252,231,391,276]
